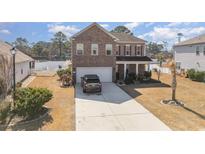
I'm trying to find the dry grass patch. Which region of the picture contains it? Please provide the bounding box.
[121,72,205,130]
[27,75,75,131]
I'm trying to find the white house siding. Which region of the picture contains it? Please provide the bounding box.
[15,61,31,83]
[174,44,205,71]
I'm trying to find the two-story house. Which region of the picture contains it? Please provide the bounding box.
[71,23,152,83]
[173,34,205,71]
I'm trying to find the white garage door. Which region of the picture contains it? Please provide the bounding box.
[76,67,112,83]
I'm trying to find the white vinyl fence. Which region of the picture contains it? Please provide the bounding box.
[149,64,171,74]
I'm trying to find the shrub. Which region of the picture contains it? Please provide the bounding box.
[128,72,137,81]
[194,71,205,82]
[0,101,11,123]
[15,88,53,117]
[144,71,152,79]
[187,69,196,80]
[187,69,205,82]
[0,77,6,98]
[57,69,65,78]
[57,67,72,79]
[124,72,137,84]
[124,76,133,85]
[16,82,22,88]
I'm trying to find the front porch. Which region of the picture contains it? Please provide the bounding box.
[115,56,152,81]
[116,63,149,80]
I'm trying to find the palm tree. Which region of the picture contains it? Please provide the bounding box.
[167,59,177,101]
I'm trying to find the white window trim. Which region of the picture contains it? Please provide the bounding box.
[76,43,84,55]
[196,46,200,56]
[203,46,205,56]
[91,44,98,56]
[176,62,181,70]
[106,44,113,56]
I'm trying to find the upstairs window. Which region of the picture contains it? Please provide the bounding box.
[196,46,200,56]
[141,46,144,56]
[106,44,112,56]
[21,69,23,74]
[204,46,205,55]
[137,45,141,55]
[116,44,120,55]
[91,44,98,55]
[118,45,121,55]
[126,45,130,56]
[76,43,84,55]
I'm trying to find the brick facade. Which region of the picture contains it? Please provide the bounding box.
[72,25,116,81]
[71,23,148,82]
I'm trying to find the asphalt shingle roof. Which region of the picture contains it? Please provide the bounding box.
[110,32,145,43]
[174,33,205,47]
[0,40,33,63]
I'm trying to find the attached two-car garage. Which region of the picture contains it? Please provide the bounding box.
[76,67,112,83]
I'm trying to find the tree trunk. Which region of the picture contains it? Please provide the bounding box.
[171,62,177,101]
[172,89,176,101]
[59,41,62,57]
[157,69,160,80]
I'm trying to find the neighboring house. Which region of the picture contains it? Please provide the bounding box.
[71,23,152,83]
[173,34,205,71]
[0,40,34,83]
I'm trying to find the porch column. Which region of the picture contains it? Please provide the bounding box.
[136,63,138,75]
[124,63,127,79]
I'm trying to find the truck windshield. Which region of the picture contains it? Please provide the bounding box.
[86,79,100,83]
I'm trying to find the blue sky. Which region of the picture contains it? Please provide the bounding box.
[1,22,205,48]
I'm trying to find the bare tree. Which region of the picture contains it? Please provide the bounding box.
[0,54,12,101]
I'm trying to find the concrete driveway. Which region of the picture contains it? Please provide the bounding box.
[75,83,171,131]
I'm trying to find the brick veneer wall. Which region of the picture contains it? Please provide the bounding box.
[71,25,116,82]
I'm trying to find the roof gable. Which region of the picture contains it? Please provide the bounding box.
[71,22,146,43]
[0,40,33,63]
[71,22,118,40]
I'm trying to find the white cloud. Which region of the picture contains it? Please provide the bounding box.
[31,32,37,36]
[0,29,11,34]
[145,22,154,27]
[167,22,182,27]
[167,22,191,27]
[48,23,80,37]
[100,24,109,29]
[124,22,142,31]
[140,26,205,48]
